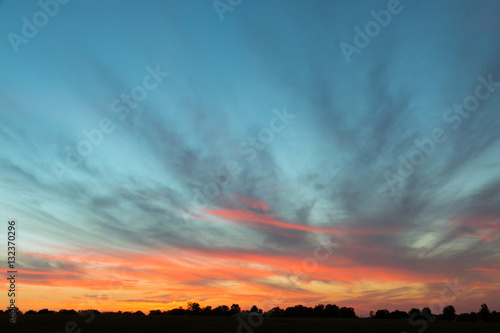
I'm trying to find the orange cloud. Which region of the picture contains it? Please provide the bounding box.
[198,208,398,236]
[6,234,498,314]
[233,194,269,211]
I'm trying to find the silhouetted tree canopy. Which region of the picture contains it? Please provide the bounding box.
[479,304,490,321]
[230,304,241,315]
[339,307,356,318]
[324,304,340,317]
[187,302,201,314]
[149,310,162,315]
[389,310,407,319]
[202,306,212,315]
[313,304,325,317]
[266,306,284,317]
[167,307,186,315]
[7,303,500,322]
[409,308,420,317]
[211,305,229,316]
[421,307,433,320]
[374,309,390,319]
[443,305,456,320]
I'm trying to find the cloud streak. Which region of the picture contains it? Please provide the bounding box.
[0,0,499,314]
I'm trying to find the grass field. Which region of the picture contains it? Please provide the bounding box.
[2,314,500,333]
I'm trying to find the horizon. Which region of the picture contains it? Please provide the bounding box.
[1,0,500,320]
[7,301,497,317]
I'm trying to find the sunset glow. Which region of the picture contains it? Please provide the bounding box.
[1,0,500,319]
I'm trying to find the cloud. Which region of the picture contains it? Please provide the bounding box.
[1,0,500,314]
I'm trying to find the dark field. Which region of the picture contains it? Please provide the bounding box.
[2,314,500,333]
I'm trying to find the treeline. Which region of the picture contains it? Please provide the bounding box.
[2,303,357,318]
[151,303,357,318]
[370,304,500,322]
[4,303,499,322]
[2,308,147,316]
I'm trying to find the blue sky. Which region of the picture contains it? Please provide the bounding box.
[1,0,500,313]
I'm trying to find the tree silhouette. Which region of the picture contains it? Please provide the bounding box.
[443,305,456,320]
[15,302,500,322]
[267,306,284,317]
[421,307,434,321]
[230,304,241,315]
[212,305,229,316]
[339,307,356,318]
[469,311,479,322]
[313,304,325,317]
[324,304,339,317]
[479,304,490,321]
[284,305,311,317]
[187,302,201,314]
[375,309,390,319]
[389,310,407,319]
[202,306,212,315]
[409,308,420,317]
[167,307,186,315]
[149,310,162,315]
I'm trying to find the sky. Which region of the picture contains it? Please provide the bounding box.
[0,0,500,315]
